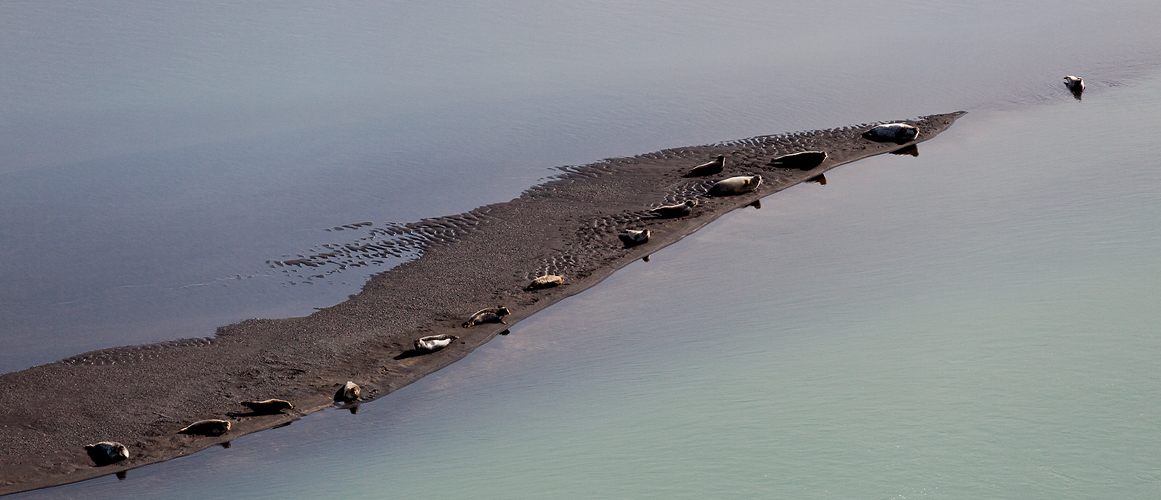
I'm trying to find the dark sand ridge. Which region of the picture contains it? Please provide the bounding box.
[0,112,964,495]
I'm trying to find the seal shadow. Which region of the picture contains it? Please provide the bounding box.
[890,144,919,157]
[394,349,426,360]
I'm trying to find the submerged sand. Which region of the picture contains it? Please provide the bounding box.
[0,113,963,495]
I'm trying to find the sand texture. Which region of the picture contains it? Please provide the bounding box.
[0,112,964,495]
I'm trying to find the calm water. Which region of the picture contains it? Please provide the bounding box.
[4,1,1161,498]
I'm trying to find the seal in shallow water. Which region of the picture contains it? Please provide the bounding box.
[683,155,725,177]
[1063,75,1084,93]
[525,275,564,290]
[463,306,511,328]
[651,200,696,218]
[1063,75,1084,98]
[84,441,129,466]
[178,419,231,436]
[707,175,762,196]
[619,229,651,246]
[769,151,827,170]
[862,123,919,143]
[415,334,458,352]
[335,381,360,402]
[240,399,294,415]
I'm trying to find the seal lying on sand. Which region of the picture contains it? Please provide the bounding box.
[240,399,294,415]
[707,175,762,196]
[415,334,458,352]
[1063,75,1085,94]
[769,151,827,170]
[463,306,511,328]
[619,229,651,246]
[335,381,360,402]
[684,155,724,177]
[526,275,564,290]
[651,200,696,218]
[178,419,231,436]
[84,441,129,466]
[862,123,919,143]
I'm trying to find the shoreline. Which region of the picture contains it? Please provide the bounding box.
[0,112,964,496]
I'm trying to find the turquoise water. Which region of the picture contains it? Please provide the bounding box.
[5,1,1161,498]
[18,60,1161,500]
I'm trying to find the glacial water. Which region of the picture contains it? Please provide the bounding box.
[4,1,1161,498]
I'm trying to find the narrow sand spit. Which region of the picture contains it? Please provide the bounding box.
[0,112,964,495]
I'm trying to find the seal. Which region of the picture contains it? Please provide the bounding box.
[84,441,129,466]
[178,419,231,436]
[862,123,919,143]
[462,306,511,328]
[619,229,651,246]
[684,155,725,177]
[707,175,762,196]
[335,381,360,402]
[525,275,564,290]
[769,151,827,170]
[240,399,294,415]
[1063,75,1085,94]
[651,200,696,218]
[415,334,459,352]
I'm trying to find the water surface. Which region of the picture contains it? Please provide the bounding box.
[4,1,1161,498]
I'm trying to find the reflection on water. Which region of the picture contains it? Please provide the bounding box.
[890,144,920,157]
[806,174,827,185]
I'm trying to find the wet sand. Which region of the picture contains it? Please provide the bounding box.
[0,112,963,495]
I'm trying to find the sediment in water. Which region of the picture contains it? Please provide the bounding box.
[0,112,964,495]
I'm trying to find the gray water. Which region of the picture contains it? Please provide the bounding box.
[4,1,1161,498]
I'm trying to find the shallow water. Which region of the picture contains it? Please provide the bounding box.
[4,1,1161,498]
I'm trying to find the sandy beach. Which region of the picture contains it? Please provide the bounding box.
[0,113,963,495]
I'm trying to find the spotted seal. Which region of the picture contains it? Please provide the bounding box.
[178,419,231,436]
[651,200,696,218]
[1063,75,1084,98]
[769,151,827,170]
[463,306,510,328]
[619,229,651,246]
[335,381,361,402]
[862,123,919,143]
[684,155,725,177]
[525,275,564,290]
[707,175,762,196]
[415,334,459,352]
[84,441,129,466]
[240,399,294,415]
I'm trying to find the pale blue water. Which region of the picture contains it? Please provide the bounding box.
[4,1,1161,498]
